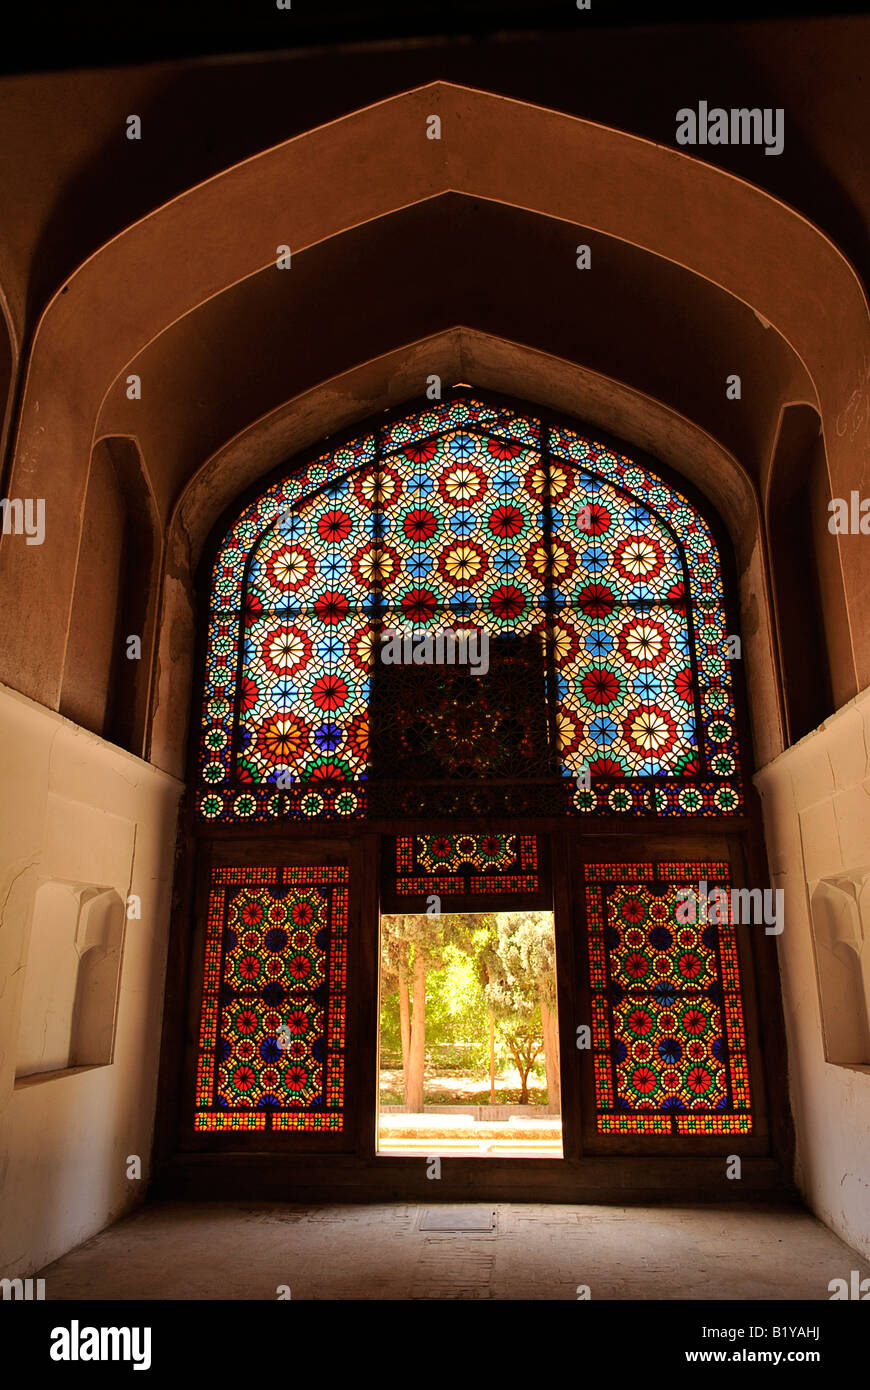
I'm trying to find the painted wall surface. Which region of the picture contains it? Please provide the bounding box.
[756,683,870,1260]
[0,683,182,1279]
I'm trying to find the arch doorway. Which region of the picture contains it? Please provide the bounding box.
[155,389,786,1202]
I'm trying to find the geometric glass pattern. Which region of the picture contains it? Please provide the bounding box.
[196,391,742,822]
[393,832,541,896]
[194,865,347,1131]
[584,861,752,1134]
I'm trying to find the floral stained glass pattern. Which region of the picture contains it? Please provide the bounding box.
[395,832,540,894]
[584,861,752,1135]
[196,392,742,821]
[382,832,546,913]
[195,866,348,1131]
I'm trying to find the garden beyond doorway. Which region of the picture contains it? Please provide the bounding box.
[377,910,563,1158]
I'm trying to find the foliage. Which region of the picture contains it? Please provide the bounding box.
[477,912,557,1102]
[379,911,556,1102]
[380,919,493,1069]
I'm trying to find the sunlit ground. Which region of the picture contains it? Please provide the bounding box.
[377,1065,563,1158]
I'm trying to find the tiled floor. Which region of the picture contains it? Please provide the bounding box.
[38,1200,870,1300]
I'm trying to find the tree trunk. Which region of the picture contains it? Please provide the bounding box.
[398,949,411,1107]
[507,1037,530,1104]
[488,1010,496,1104]
[406,948,427,1113]
[540,993,561,1114]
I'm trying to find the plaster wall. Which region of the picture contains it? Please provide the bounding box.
[755,682,870,1259]
[0,683,182,1278]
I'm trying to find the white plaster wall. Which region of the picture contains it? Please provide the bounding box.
[756,684,870,1259]
[0,683,182,1279]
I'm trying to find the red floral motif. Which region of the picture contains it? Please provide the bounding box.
[586,502,612,535]
[317,510,352,543]
[312,591,350,625]
[243,593,263,625]
[624,951,649,980]
[307,760,347,786]
[255,714,309,765]
[400,588,437,623]
[623,705,677,757]
[626,1007,653,1035]
[681,1008,708,1035]
[403,508,437,542]
[621,896,647,924]
[613,534,665,583]
[576,583,615,618]
[673,668,695,704]
[488,584,526,621]
[488,504,525,538]
[632,1067,657,1095]
[403,440,437,464]
[239,676,259,712]
[580,668,621,706]
[260,624,312,674]
[588,756,624,778]
[617,618,670,668]
[487,439,525,460]
[265,545,314,592]
[480,835,503,856]
[677,952,703,981]
[687,1066,712,1094]
[667,580,687,611]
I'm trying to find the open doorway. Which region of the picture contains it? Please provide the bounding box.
[377,909,563,1158]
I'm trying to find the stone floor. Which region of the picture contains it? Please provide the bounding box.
[39,1201,870,1300]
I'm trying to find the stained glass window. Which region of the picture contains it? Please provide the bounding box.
[194,865,348,1131]
[382,832,545,911]
[584,861,752,1134]
[197,392,742,822]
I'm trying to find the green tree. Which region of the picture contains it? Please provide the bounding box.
[477,912,560,1108]
[380,913,485,1111]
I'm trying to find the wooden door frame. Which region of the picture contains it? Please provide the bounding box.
[152,814,794,1203]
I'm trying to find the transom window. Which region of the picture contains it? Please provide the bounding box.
[196,392,741,822]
